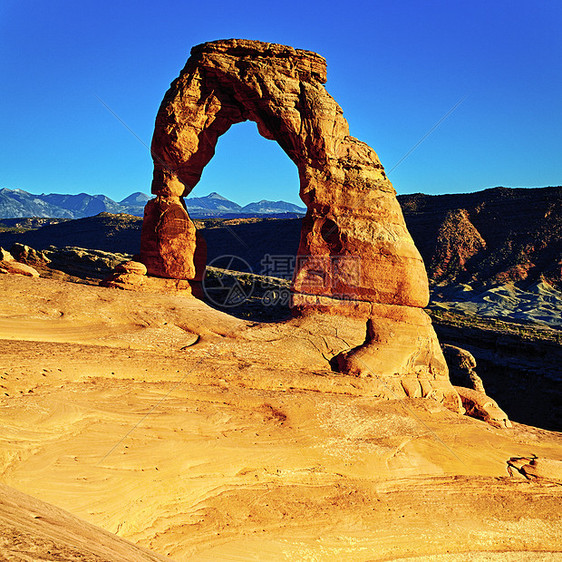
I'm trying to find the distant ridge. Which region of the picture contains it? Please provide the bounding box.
[185,191,243,215]
[0,188,306,219]
[398,185,562,289]
[241,199,306,214]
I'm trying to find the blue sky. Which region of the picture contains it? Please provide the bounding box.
[1,0,560,205]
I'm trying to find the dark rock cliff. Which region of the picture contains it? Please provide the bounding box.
[399,186,562,289]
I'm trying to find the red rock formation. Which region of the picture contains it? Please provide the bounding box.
[140,197,199,279]
[0,248,40,277]
[141,39,427,307]
[430,209,486,282]
[140,39,461,412]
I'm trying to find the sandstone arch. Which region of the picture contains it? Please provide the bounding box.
[140,39,428,308]
[140,39,462,411]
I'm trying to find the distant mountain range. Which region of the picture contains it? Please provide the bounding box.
[1,186,560,292]
[0,189,306,219]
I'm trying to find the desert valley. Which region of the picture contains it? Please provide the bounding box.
[0,38,561,562]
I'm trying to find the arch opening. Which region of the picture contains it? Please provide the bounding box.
[193,120,302,208]
[183,121,304,321]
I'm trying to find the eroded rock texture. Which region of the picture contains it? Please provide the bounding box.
[141,39,427,305]
[455,387,512,429]
[442,344,486,393]
[331,307,460,411]
[141,39,460,411]
[0,248,40,278]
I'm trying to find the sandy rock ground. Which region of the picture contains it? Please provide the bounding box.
[0,482,168,561]
[0,275,561,560]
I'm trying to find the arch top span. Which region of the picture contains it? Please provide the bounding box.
[190,39,328,84]
[150,38,333,197]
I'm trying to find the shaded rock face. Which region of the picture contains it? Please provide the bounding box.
[141,39,459,411]
[0,247,40,278]
[44,247,132,279]
[399,186,562,289]
[455,386,512,429]
[10,243,51,266]
[442,344,512,427]
[442,344,485,393]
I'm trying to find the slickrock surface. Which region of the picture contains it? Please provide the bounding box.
[0,483,167,561]
[0,275,561,560]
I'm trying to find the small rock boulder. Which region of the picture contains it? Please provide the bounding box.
[0,258,40,278]
[455,386,512,428]
[10,243,50,266]
[114,261,148,276]
[101,260,147,290]
[442,344,485,393]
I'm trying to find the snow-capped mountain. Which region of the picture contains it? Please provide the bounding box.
[0,188,306,219]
